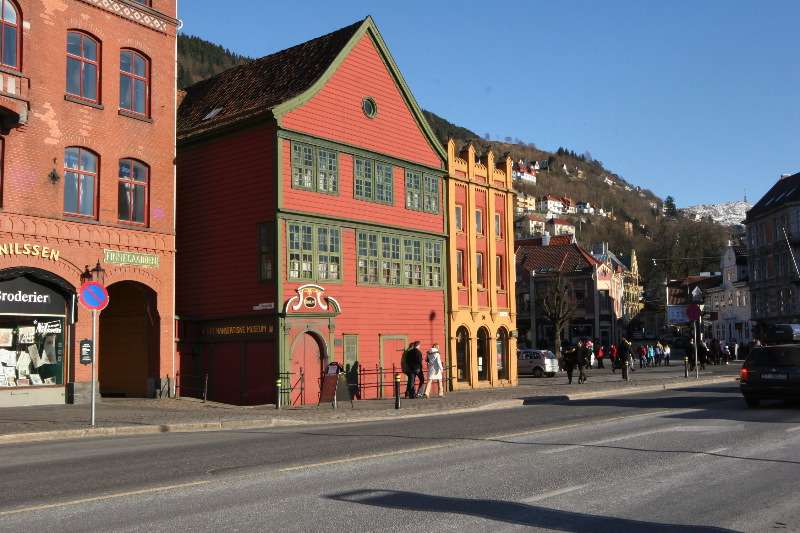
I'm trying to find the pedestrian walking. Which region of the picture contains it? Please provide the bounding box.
[638,345,647,368]
[710,337,720,366]
[663,343,671,366]
[577,341,590,384]
[346,361,361,401]
[597,343,606,369]
[403,341,424,398]
[421,343,443,398]
[563,345,578,384]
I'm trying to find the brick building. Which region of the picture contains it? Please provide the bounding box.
[0,0,179,406]
[176,18,447,405]
[446,141,517,390]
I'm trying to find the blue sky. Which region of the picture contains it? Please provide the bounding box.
[179,0,799,207]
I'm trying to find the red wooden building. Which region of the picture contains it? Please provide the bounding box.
[176,18,447,405]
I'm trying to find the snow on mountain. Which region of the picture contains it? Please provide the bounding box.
[680,200,751,226]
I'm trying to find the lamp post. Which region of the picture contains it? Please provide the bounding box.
[80,261,105,427]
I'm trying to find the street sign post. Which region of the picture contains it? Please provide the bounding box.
[79,282,109,427]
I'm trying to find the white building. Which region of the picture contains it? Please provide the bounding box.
[539,195,564,214]
[705,244,753,346]
[512,160,537,184]
[515,213,547,239]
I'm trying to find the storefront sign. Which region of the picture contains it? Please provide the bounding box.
[79,339,93,365]
[0,242,61,262]
[200,320,274,338]
[103,249,159,268]
[667,305,690,324]
[0,277,67,316]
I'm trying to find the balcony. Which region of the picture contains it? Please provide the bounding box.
[0,70,30,132]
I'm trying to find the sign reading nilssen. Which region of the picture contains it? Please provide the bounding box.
[103,249,159,268]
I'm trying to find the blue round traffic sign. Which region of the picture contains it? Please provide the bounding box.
[79,282,109,311]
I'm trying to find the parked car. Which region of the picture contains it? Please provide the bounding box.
[765,324,800,345]
[739,344,800,407]
[518,349,559,377]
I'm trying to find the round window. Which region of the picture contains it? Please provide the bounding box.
[362,97,377,118]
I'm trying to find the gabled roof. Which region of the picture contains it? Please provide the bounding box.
[177,17,445,160]
[747,171,800,221]
[516,243,598,275]
[516,235,574,247]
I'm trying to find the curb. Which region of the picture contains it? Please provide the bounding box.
[0,375,737,446]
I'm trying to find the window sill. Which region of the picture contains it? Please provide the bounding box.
[64,94,104,110]
[118,109,153,123]
[477,287,488,293]
[0,65,23,77]
[63,214,99,224]
[118,219,150,228]
[497,289,507,294]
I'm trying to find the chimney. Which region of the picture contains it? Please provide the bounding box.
[542,231,551,246]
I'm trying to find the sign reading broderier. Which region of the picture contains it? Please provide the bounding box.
[0,277,67,316]
[79,339,93,365]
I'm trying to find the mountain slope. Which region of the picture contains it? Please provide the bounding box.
[681,201,751,227]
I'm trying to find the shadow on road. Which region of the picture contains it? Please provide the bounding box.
[326,489,737,532]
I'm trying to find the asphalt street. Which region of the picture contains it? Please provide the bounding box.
[0,381,798,532]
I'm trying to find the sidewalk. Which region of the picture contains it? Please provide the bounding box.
[0,364,740,444]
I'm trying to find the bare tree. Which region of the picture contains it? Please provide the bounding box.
[540,270,576,357]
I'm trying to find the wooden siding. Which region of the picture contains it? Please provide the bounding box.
[280,140,444,234]
[281,34,442,169]
[176,123,277,317]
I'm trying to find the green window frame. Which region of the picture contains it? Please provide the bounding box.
[317,226,341,281]
[343,334,359,368]
[425,240,443,288]
[423,174,439,213]
[381,235,401,285]
[291,141,338,194]
[258,222,274,282]
[405,170,421,210]
[357,230,443,289]
[355,156,393,204]
[403,238,423,287]
[287,221,341,282]
[406,171,440,214]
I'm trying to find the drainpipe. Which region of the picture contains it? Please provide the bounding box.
[171,8,183,397]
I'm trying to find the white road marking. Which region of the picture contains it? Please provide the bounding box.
[0,480,210,516]
[542,425,736,455]
[702,447,729,455]
[786,426,800,433]
[279,444,449,472]
[522,484,589,503]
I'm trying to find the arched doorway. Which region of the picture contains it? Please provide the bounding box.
[496,327,509,380]
[290,331,326,405]
[477,327,490,381]
[99,281,159,397]
[455,326,470,383]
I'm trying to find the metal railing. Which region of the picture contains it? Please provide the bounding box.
[176,372,208,401]
[277,369,305,408]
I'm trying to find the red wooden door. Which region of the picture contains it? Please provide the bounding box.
[290,333,323,405]
[380,336,407,398]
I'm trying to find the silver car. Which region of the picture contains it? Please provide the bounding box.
[518,349,559,377]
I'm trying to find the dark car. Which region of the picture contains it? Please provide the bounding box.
[739,344,800,407]
[765,324,800,345]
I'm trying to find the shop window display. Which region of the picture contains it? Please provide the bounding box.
[0,318,64,387]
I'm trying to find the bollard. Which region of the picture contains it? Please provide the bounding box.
[622,359,629,381]
[394,373,402,410]
[276,378,282,410]
[684,357,689,378]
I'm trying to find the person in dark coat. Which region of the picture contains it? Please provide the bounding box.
[346,361,361,401]
[563,345,578,384]
[577,341,590,384]
[406,341,424,398]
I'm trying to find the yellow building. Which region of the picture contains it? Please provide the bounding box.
[446,140,518,390]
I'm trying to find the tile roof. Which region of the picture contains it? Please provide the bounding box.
[177,19,364,139]
[516,243,598,275]
[747,171,800,220]
[516,235,573,247]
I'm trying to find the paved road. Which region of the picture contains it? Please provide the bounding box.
[0,381,798,532]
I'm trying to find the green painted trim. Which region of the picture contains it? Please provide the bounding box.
[353,156,394,206]
[289,140,341,196]
[278,209,447,238]
[278,129,444,175]
[285,221,344,285]
[271,17,446,163]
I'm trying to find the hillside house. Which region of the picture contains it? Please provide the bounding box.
[512,160,537,184]
[546,218,576,236]
[515,193,537,214]
[539,195,564,214]
[515,213,547,239]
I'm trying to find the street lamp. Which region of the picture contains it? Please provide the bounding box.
[80,261,106,284]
